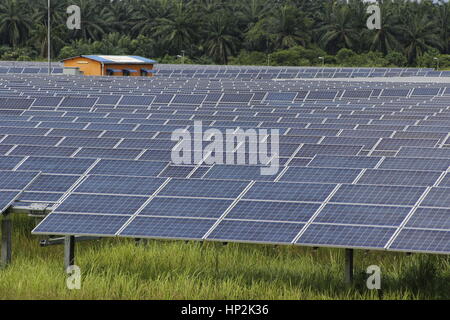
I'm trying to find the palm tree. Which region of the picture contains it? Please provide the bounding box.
[319,4,360,53]
[399,11,441,64]
[268,4,312,49]
[69,0,108,41]
[0,0,32,47]
[366,3,402,54]
[436,1,450,53]
[152,0,198,54]
[204,13,239,64]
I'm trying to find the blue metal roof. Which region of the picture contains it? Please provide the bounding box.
[66,55,157,64]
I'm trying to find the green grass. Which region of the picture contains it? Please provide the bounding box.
[0,215,449,300]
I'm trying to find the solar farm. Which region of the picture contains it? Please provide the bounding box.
[0,62,449,299]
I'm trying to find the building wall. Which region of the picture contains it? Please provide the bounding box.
[63,57,102,76]
[103,64,155,77]
[63,58,155,77]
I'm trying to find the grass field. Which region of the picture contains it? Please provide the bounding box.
[0,215,449,300]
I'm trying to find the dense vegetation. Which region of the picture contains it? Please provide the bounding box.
[0,0,450,67]
[1,215,449,299]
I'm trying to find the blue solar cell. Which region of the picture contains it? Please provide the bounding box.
[203,165,277,181]
[119,96,155,106]
[32,97,62,107]
[308,155,381,169]
[90,159,167,176]
[158,165,195,178]
[398,147,450,159]
[280,167,361,184]
[75,175,166,195]
[0,190,19,212]
[296,144,363,157]
[208,220,304,244]
[379,157,450,171]
[0,171,39,189]
[18,192,63,202]
[1,135,62,146]
[25,174,79,192]
[171,94,206,104]
[376,138,439,151]
[389,229,450,253]
[297,224,396,249]
[33,214,129,235]
[265,92,297,101]
[60,97,97,107]
[220,93,253,103]
[244,182,336,202]
[138,150,174,161]
[48,129,103,138]
[59,137,120,148]
[9,145,77,157]
[117,139,177,149]
[421,188,450,207]
[75,148,142,160]
[226,201,320,222]
[0,156,25,170]
[159,179,249,199]
[406,207,450,229]
[330,185,426,206]
[139,197,232,218]
[306,91,337,100]
[56,193,148,214]
[357,169,442,187]
[120,216,216,240]
[315,204,411,227]
[18,156,95,174]
[438,173,450,187]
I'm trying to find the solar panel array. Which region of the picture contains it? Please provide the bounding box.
[0,64,448,255]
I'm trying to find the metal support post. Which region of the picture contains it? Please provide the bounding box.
[1,216,12,267]
[64,235,75,271]
[344,248,354,285]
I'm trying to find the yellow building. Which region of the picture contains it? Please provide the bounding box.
[62,55,157,76]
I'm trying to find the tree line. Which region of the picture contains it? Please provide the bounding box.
[0,0,449,67]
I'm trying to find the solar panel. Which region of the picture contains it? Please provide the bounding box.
[244,182,336,202]
[0,190,20,213]
[89,159,167,177]
[406,207,450,229]
[17,156,96,174]
[158,179,249,199]
[389,229,450,253]
[315,204,411,226]
[33,214,130,235]
[421,188,450,207]
[60,97,97,108]
[139,197,232,218]
[330,184,426,206]
[25,174,79,192]
[55,193,149,215]
[226,201,320,222]
[280,167,361,184]
[119,96,154,106]
[120,217,216,240]
[357,169,442,187]
[74,175,166,195]
[0,156,26,170]
[208,216,306,243]
[297,224,396,249]
[203,165,276,181]
[308,155,381,169]
[0,170,40,189]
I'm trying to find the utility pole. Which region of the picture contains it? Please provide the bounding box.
[48,0,51,75]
